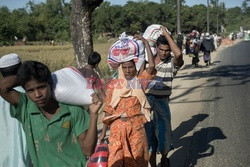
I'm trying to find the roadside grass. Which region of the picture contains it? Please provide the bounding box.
[0,39,118,121]
[0,41,114,77]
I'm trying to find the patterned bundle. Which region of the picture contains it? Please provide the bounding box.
[107,33,145,71]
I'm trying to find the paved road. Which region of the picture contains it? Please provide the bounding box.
[187,41,250,167]
[168,40,250,167]
[98,40,250,167]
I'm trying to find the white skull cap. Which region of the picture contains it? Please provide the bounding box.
[0,53,21,68]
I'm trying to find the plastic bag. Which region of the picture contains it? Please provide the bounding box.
[52,66,94,105]
[87,140,109,167]
[107,32,145,71]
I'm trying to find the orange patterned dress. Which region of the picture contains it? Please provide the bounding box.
[103,71,154,167]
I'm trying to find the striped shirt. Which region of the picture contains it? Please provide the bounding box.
[145,56,179,97]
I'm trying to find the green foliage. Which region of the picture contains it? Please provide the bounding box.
[0,7,16,45]
[0,0,71,45]
[92,2,126,35]
[0,0,249,46]
[226,7,245,32]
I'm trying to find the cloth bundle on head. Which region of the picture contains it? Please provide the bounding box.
[142,24,171,47]
[190,30,200,38]
[109,65,151,122]
[142,24,171,61]
[107,32,145,71]
[0,53,21,77]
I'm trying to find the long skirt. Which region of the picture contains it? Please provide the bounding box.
[108,119,149,167]
[203,51,211,63]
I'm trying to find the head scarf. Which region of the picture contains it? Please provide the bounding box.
[110,64,151,121]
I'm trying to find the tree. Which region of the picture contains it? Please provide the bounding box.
[92,2,126,36]
[210,0,218,7]
[124,1,145,33]
[143,2,165,30]
[225,7,243,32]
[71,0,103,68]
[11,9,28,39]
[242,0,250,13]
[0,7,16,45]
[92,2,112,34]
[161,0,186,6]
[189,5,207,33]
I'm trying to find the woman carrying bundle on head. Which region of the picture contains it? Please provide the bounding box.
[99,34,156,167]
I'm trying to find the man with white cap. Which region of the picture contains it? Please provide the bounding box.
[0,53,31,167]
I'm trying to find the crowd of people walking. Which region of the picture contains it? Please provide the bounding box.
[182,30,219,67]
[0,25,184,167]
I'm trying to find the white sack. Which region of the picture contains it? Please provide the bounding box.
[52,67,94,105]
[142,24,171,47]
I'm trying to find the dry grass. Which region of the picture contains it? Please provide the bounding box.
[93,42,115,77]
[0,41,114,76]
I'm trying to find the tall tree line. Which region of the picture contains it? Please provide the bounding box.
[0,0,249,46]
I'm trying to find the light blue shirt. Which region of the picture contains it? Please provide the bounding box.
[0,87,31,167]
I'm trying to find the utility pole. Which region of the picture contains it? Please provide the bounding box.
[207,0,210,33]
[177,0,181,34]
[216,0,219,34]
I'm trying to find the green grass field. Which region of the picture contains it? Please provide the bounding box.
[0,42,114,77]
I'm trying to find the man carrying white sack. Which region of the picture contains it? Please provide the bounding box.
[145,26,184,167]
[0,54,103,167]
[0,53,31,167]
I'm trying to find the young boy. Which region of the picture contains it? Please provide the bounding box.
[0,59,102,167]
[78,51,106,101]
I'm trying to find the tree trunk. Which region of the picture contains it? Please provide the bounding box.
[71,0,103,68]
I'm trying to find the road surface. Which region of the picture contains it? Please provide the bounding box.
[166,40,250,167]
